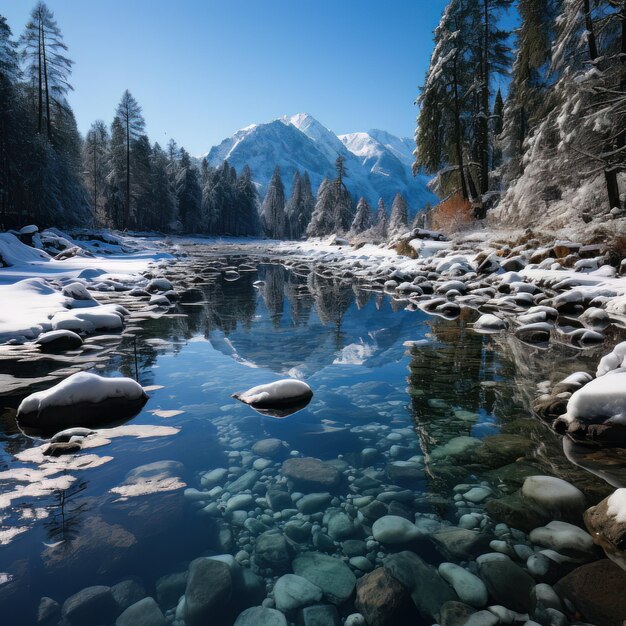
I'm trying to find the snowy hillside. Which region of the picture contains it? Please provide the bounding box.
[205,113,437,212]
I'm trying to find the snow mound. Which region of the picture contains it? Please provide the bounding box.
[473,314,507,333]
[564,372,626,425]
[0,278,68,343]
[233,379,313,417]
[17,372,148,435]
[0,233,51,265]
[597,342,626,377]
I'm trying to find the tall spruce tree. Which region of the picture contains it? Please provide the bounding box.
[261,166,286,239]
[388,193,409,238]
[306,178,336,237]
[83,120,109,223]
[350,197,373,234]
[114,90,145,228]
[500,0,557,184]
[20,2,72,140]
[176,148,202,232]
[286,170,314,239]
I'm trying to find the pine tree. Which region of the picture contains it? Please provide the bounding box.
[306,178,336,237]
[286,170,314,239]
[388,193,409,238]
[415,0,473,200]
[114,90,145,228]
[83,120,109,223]
[261,166,286,239]
[151,142,176,231]
[0,15,24,225]
[332,156,354,231]
[105,117,126,228]
[473,0,514,203]
[236,164,260,236]
[350,197,372,234]
[491,88,504,170]
[20,2,73,140]
[176,148,202,232]
[130,134,152,229]
[500,0,557,183]
[373,198,388,240]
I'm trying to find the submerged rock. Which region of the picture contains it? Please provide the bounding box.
[62,585,118,626]
[234,606,287,625]
[478,557,535,613]
[282,457,341,492]
[355,567,410,626]
[522,475,586,518]
[383,551,456,622]
[253,531,293,574]
[184,558,232,626]
[292,552,356,605]
[272,574,323,612]
[372,516,422,545]
[115,597,165,626]
[554,559,626,626]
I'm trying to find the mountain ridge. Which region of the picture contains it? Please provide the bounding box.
[205,113,436,213]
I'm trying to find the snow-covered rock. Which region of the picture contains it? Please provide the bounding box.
[16,372,148,435]
[474,314,507,333]
[232,379,313,412]
[35,329,83,352]
[597,342,626,376]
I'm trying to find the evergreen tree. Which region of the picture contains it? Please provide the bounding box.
[151,142,176,231]
[261,166,285,239]
[105,117,126,227]
[373,198,388,240]
[491,88,504,170]
[500,0,557,183]
[350,197,372,234]
[20,2,72,140]
[0,15,24,225]
[235,164,260,236]
[306,178,336,237]
[114,90,145,228]
[130,134,152,229]
[388,193,409,238]
[286,170,314,239]
[415,0,473,200]
[83,120,109,223]
[332,156,354,231]
[175,148,202,232]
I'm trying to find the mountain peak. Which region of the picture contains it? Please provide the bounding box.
[206,114,436,212]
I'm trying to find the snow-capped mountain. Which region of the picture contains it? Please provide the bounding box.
[205,113,436,212]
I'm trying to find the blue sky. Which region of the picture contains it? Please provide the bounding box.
[3,0,450,154]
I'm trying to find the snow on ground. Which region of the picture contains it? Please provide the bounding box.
[0,229,172,343]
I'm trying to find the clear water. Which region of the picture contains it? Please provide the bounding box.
[0,246,623,624]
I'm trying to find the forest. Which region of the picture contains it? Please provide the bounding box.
[1,1,625,238]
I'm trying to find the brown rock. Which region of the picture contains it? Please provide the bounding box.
[585,495,626,569]
[554,559,626,626]
[355,567,409,626]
